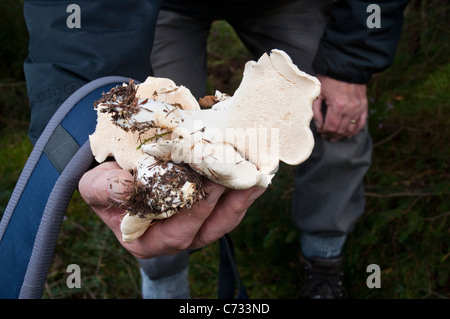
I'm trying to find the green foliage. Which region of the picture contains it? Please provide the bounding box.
[0,0,28,81]
[0,131,32,215]
[345,14,450,296]
[205,21,253,95]
[44,192,142,299]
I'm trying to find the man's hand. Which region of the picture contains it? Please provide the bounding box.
[312,75,368,142]
[78,161,266,259]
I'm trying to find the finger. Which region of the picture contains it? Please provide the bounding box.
[335,111,354,137]
[190,186,266,248]
[312,95,324,129]
[320,104,343,136]
[347,96,368,138]
[333,98,362,137]
[323,132,346,143]
[347,109,368,139]
[344,100,363,136]
[330,114,360,141]
[346,115,361,137]
[78,162,135,249]
[320,105,349,142]
[129,181,226,257]
[327,97,363,140]
[78,161,133,209]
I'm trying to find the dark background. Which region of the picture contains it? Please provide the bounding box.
[0,0,448,298]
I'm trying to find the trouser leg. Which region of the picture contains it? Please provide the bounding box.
[294,125,372,259]
[138,252,190,299]
[228,0,371,256]
[292,124,372,236]
[150,9,213,99]
[228,0,332,75]
[140,267,190,299]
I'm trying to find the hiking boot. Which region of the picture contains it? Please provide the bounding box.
[298,254,347,299]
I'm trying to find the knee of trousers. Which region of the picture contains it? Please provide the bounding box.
[138,250,190,280]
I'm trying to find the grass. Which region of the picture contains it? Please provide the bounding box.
[0,1,449,299]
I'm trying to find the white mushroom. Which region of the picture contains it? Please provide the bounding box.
[89,49,320,242]
[89,77,200,171]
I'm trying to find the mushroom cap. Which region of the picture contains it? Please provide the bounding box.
[136,77,200,111]
[89,78,200,171]
[218,49,320,174]
[138,49,320,184]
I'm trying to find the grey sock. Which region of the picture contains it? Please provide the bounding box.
[140,266,190,299]
[300,232,347,260]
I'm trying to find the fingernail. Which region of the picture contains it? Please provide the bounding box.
[108,176,131,201]
[248,187,266,204]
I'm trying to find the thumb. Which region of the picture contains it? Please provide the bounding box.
[312,95,324,129]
